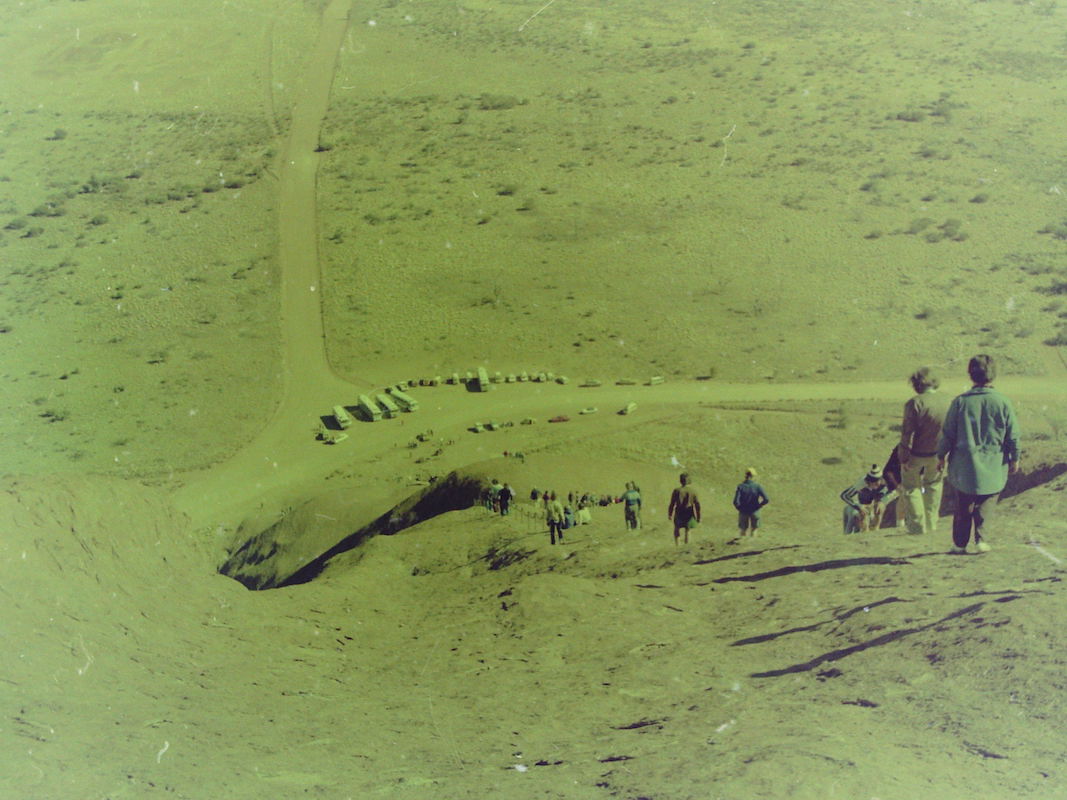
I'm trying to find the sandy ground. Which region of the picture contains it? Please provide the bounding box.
[3,0,1067,798]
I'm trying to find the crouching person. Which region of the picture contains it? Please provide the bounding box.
[841,465,888,533]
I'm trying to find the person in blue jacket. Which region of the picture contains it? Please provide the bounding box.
[733,468,769,537]
[937,354,1020,554]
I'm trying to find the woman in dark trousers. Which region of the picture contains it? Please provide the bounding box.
[937,355,1020,554]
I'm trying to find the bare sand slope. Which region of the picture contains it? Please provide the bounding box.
[4,452,1067,799]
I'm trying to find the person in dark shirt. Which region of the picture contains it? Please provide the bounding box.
[668,473,701,545]
[499,483,514,516]
[733,467,770,537]
[841,465,889,533]
[880,446,903,528]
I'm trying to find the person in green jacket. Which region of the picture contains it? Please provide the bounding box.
[937,355,1020,554]
[621,481,642,530]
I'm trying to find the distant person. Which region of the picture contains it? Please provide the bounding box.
[563,503,576,530]
[937,355,1020,554]
[488,479,503,512]
[546,491,565,545]
[899,367,950,534]
[621,481,642,530]
[667,473,701,545]
[841,465,888,534]
[576,500,592,525]
[733,467,769,537]
[499,483,515,516]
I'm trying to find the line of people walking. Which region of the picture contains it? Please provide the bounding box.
[841,354,1020,554]
[531,488,614,545]
[521,470,770,547]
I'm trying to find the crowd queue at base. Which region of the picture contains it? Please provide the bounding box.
[479,354,1019,556]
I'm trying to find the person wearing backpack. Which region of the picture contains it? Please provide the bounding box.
[621,481,642,530]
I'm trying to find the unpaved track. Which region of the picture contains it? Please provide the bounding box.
[174,0,363,526]
[173,3,1067,534]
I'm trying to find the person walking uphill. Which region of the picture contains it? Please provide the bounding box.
[668,473,701,545]
[899,366,949,534]
[733,468,769,537]
[937,355,1020,554]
